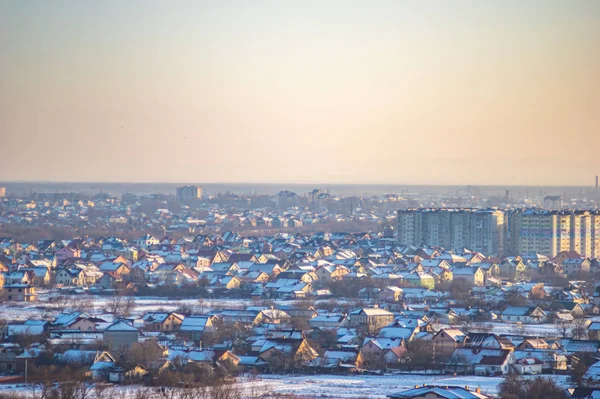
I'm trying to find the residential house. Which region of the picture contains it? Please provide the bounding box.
[103,320,139,352]
[142,312,185,332]
[563,258,591,276]
[349,308,395,335]
[56,267,86,286]
[258,335,318,371]
[306,349,362,373]
[448,348,514,376]
[97,271,123,289]
[179,315,215,342]
[452,267,485,287]
[403,272,435,289]
[55,244,81,263]
[432,328,468,358]
[3,283,37,302]
[377,286,403,303]
[501,306,548,324]
[315,265,350,281]
[52,312,102,332]
[308,314,347,329]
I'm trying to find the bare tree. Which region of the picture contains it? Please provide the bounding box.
[107,291,136,317]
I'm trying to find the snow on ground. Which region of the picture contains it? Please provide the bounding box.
[0,374,571,399]
[247,374,504,398]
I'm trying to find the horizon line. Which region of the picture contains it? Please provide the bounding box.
[0,179,597,188]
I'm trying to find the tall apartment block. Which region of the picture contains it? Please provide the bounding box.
[397,208,505,256]
[176,185,202,201]
[508,209,600,258]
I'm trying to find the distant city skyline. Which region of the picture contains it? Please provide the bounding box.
[1,1,599,185]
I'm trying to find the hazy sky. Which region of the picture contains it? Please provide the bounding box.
[1,1,599,185]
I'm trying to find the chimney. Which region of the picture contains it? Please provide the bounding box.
[476,388,481,393]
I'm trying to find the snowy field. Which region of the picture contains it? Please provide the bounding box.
[0,374,571,398]
[252,373,570,398]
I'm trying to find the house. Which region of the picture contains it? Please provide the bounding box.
[253,309,291,325]
[90,351,118,381]
[134,234,160,248]
[52,312,101,331]
[259,335,318,371]
[447,348,514,376]
[388,385,491,399]
[56,267,86,286]
[3,283,37,302]
[588,322,600,340]
[98,261,130,275]
[103,320,139,352]
[466,333,514,350]
[403,272,435,289]
[552,302,586,317]
[349,308,395,335]
[179,315,214,342]
[452,267,485,287]
[501,306,548,324]
[4,270,35,285]
[563,258,591,276]
[309,314,347,329]
[0,345,17,373]
[209,275,241,291]
[477,263,501,280]
[378,286,403,303]
[315,265,350,281]
[55,245,81,263]
[168,348,240,371]
[23,267,51,286]
[142,312,185,332]
[432,329,468,357]
[516,338,549,350]
[97,271,123,289]
[306,349,362,373]
[499,259,529,281]
[383,346,408,368]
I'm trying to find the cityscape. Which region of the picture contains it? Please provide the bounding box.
[0,183,599,398]
[2,1,600,399]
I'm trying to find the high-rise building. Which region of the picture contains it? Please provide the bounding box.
[397,208,505,256]
[590,211,600,258]
[0,187,5,198]
[507,209,598,258]
[176,185,202,201]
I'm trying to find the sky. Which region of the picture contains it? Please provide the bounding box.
[1,1,599,186]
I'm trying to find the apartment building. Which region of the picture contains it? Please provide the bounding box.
[397,208,505,256]
[508,209,599,258]
[176,185,202,201]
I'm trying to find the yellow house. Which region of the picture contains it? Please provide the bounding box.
[3,284,37,302]
[452,267,485,287]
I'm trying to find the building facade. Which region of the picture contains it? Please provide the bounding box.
[397,208,505,256]
[176,185,202,201]
[508,209,599,258]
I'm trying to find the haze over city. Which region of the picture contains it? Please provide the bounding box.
[1,1,599,185]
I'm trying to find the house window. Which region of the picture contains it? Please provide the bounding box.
[18,289,22,293]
